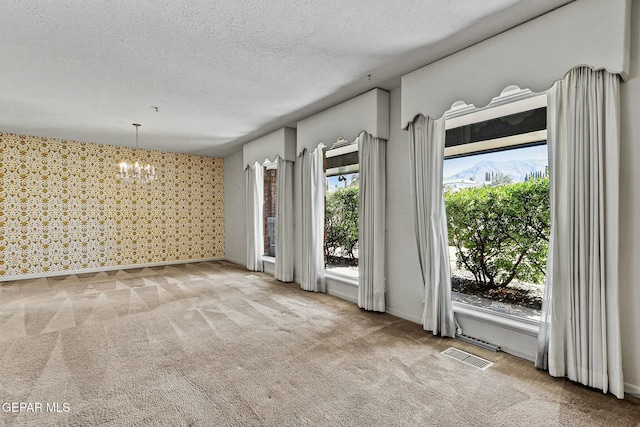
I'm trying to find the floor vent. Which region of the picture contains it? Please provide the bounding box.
[455,333,500,352]
[441,347,494,370]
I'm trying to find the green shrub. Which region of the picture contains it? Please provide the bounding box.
[444,177,550,288]
[325,185,359,261]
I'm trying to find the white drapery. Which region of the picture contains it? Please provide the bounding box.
[408,115,456,338]
[300,146,326,292]
[275,157,294,282]
[245,162,264,272]
[358,131,386,312]
[536,67,624,398]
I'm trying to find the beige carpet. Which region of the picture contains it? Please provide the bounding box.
[0,261,638,426]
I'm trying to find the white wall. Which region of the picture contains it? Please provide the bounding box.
[242,127,297,168]
[618,0,640,396]
[401,0,630,125]
[223,150,246,266]
[384,87,424,324]
[296,88,390,154]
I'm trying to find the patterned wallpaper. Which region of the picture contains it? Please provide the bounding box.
[0,132,224,278]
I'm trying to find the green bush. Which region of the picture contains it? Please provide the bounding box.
[325,185,359,261]
[444,177,550,288]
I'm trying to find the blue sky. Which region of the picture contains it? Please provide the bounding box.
[326,172,358,192]
[443,144,548,177]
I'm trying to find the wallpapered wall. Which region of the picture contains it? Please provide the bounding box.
[0,132,224,278]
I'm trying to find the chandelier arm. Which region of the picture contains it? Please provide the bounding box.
[117,123,157,184]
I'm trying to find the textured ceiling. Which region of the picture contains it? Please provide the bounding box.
[0,0,572,157]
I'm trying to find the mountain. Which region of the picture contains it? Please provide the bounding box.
[445,159,548,183]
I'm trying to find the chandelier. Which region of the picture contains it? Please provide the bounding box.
[117,123,157,184]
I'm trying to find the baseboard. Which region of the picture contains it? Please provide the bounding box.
[223,257,246,267]
[326,287,357,304]
[625,382,640,398]
[0,257,225,282]
[385,306,422,325]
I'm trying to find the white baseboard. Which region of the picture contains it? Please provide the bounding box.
[326,287,357,304]
[223,257,246,267]
[385,306,422,325]
[625,382,640,398]
[0,258,225,282]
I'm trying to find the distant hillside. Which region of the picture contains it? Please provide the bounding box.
[445,159,548,183]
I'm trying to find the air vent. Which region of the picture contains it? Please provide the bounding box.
[456,333,500,352]
[441,347,493,370]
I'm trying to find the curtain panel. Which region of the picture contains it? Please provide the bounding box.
[536,67,624,398]
[408,115,456,338]
[245,163,264,272]
[358,131,386,312]
[275,157,294,282]
[300,147,326,292]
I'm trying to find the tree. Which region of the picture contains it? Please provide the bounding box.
[325,185,359,261]
[489,172,513,186]
[525,168,549,182]
[444,177,550,289]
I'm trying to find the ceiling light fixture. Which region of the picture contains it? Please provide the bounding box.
[116,123,157,184]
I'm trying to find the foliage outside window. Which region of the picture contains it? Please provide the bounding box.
[325,175,359,262]
[445,173,550,288]
[325,143,359,277]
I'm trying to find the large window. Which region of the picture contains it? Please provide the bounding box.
[444,88,549,321]
[263,163,277,257]
[324,139,359,277]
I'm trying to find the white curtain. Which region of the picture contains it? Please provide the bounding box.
[536,67,624,398]
[358,131,386,312]
[300,146,326,292]
[408,115,456,338]
[275,157,294,282]
[245,162,264,272]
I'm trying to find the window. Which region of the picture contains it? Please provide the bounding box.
[443,88,550,321]
[263,162,277,257]
[324,138,359,277]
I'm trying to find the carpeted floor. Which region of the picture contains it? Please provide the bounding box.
[0,260,638,426]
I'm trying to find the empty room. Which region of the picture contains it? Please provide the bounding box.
[1,0,640,425]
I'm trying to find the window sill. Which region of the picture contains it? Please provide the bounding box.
[453,301,540,337]
[325,270,359,287]
[262,256,275,264]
